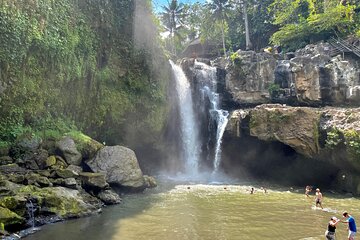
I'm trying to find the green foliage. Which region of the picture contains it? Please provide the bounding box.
[344,130,360,160]
[270,2,357,50]
[0,0,170,148]
[268,83,281,99]
[325,128,360,161]
[325,128,342,149]
[230,52,242,65]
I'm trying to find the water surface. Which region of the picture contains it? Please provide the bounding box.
[26,182,360,240]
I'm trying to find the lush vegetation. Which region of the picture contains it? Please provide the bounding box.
[0,0,170,149]
[159,0,360,54]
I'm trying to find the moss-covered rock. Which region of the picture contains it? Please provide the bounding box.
[56,169,78,179]
[15,185,101,218]
[0,206,24,227]
[7,174,25,184]
[0,195,27,217]
[66,132,104,160]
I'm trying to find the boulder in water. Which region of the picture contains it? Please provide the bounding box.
[85,146,145,190]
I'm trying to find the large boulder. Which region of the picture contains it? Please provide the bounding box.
[55,137,82,166]
[249,104,320,157]
[66,132,104,160]
[86,146,145,189]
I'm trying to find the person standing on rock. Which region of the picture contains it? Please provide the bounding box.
[342,211,357,240]
[325,216,340,240]
[315,188,323,209]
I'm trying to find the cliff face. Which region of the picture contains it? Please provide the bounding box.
[225,43,360,106]
[226,105,360,193]
[179,41,360,194]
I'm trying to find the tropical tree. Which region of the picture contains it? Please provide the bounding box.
[207,0,233,57]
[161,0,185,55]
[269,0,357,51]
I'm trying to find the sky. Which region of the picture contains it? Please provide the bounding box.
[152,0,206,12]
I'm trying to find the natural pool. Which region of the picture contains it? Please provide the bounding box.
[25,181,360,240]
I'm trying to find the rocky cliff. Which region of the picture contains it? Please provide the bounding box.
[225,43,360,106]
[180,41,360,194]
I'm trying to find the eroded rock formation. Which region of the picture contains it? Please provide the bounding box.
[225,43,360,106]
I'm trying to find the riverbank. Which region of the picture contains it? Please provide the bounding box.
[0,132,156,237]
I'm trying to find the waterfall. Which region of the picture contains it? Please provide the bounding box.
[26,199,35,229]
[170,60,201,176]
[194,61,229,174]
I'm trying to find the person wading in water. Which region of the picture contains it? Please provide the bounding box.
[342,211,357,240]
[315,188,323,209]
[325,216,340,240]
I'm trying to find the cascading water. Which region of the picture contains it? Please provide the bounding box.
[170,60,201,176]
[194,60,229,174]
[26,199,35,229]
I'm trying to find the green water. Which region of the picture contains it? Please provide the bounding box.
[26,183,360,240]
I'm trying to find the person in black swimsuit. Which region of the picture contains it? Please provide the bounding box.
[325,216,340,240]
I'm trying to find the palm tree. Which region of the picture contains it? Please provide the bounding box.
[207,0,233,57]
[161,0,185,55]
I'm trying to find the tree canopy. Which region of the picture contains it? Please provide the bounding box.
[157,0,360,54]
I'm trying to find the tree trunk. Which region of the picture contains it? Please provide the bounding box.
[243,0,252,50]
[221,18,227,57]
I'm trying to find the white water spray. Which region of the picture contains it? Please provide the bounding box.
[194,61,229,174]
[170,60,201,176]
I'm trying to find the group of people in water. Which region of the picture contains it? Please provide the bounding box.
[305,186,357,240]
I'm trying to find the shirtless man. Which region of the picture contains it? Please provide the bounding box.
[315,188,323,209]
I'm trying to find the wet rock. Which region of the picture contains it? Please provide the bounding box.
[55,137,82,166]
[143,175,157,188]
[97,189,122,205]
[79,172,109,190]
[86,146,145,190]
[226,110,250,138]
